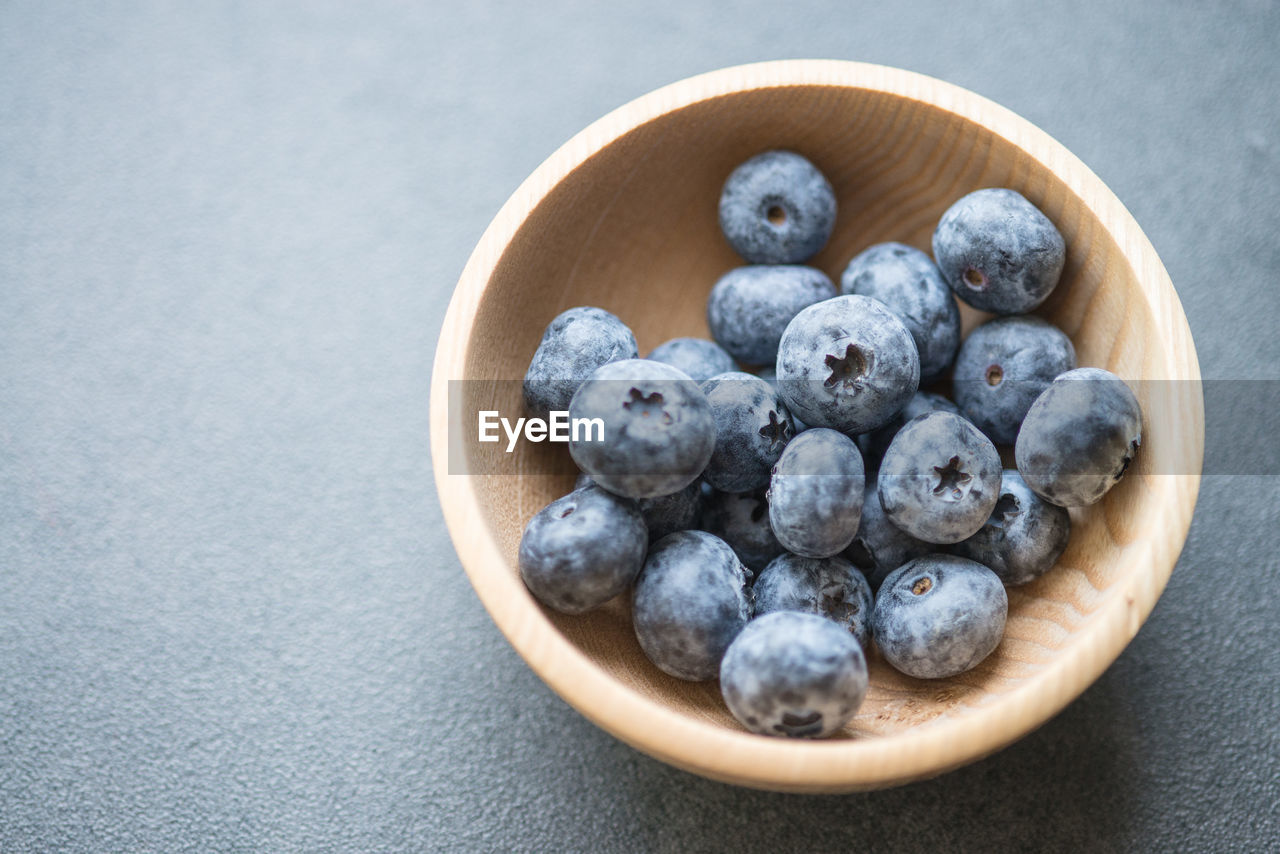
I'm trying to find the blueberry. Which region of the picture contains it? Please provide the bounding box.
[718,150,836,264]
[1014,367,1143,506]
[721,611,867,738]
[518,484,647,614]
[699,487,785,574]
[871,555,1008,679]
[647,337,736,383]
[932,188,1066,314]
[775,294,920,434]
[767,428,865,558]
[952,469,1071,585]
[706,265,836,366]
[523,306,638,417]
[952,316,1076,445]
[575,473,703,542]
[843,481,932,593]
[839,242,961,381]
[753,553,874,650]
[878,411,1002,544]
[856,390,961,471]
[756,367,809,433]
[637,481,705,541]
[568,359,716,499]
[632,530,753,681]
[700,372,795,493]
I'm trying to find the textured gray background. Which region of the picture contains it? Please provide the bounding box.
[2,1,1279,851]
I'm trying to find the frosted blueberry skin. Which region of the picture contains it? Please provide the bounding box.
[518,485,647,615]
[842,481,932,593]
[932,188,1066,315]
[872,555,1008,679]
[632,531,753,682]
[753,554,874,651]
[522,306,638,417]
[720,611,868,739]
[879,411,1002,544]
[839,242,961,381]
[952,469,1071,586]
[718,150,837,264]
[952,316,1077,446]
[856,390,961,471]
[568,359,716,500]
[699,488,785,574]
[1014,367,1143,507]
[756,367,809,433]
[706,265,836,366]
[637,481,704,542]
[574,473,703,542]
[776,294,920,435]
[700,372,795,493]
[767,428,865,558]
[646,337,736,383]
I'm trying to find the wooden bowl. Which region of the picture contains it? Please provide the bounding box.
[429,60,1203,792]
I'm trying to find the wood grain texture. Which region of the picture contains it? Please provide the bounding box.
[428,60,1204,792]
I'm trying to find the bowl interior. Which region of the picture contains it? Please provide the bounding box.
[444,72,1196,785]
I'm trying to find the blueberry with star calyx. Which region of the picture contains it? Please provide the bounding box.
[878,411,1001,544]
[700,372,795,494]
[568,359,716,500]
[856,390,961,471]
[775,295,920,435]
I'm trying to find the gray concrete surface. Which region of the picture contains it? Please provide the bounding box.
[2,1,1278,851]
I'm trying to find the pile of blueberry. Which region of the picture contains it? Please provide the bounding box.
[518,150,1143,739]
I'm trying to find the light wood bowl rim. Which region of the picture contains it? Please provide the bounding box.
[429,60,1204,792]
